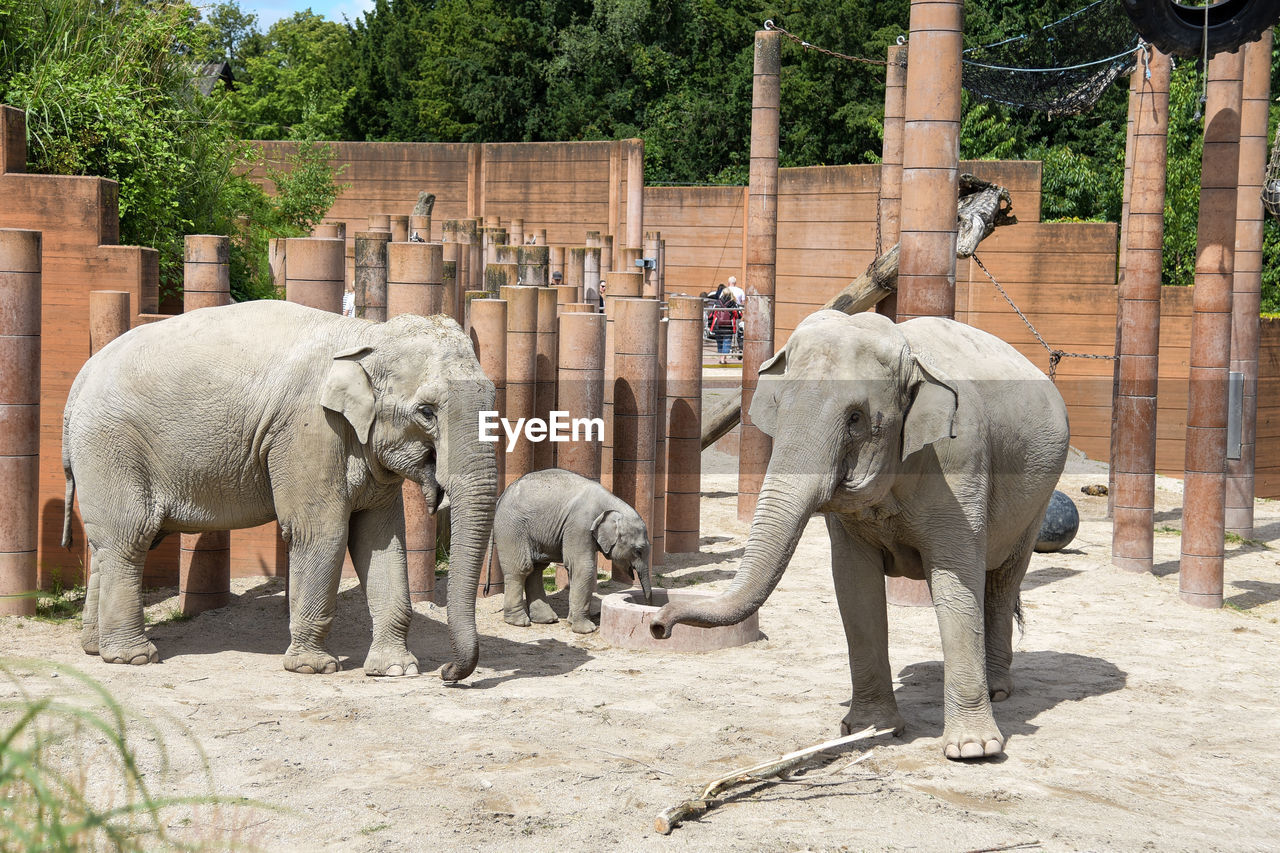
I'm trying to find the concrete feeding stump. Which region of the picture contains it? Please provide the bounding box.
[599,588,761,652]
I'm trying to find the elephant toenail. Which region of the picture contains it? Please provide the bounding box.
[960,742,984,759]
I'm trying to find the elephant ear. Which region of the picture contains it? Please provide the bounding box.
[902,355,958,461]
[591,510,621,558]
[320,346,376,444]
[748,347,788,437]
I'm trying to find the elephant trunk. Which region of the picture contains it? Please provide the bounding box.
[650,420,838,638]
[637,560,653,605]
[439,384,497,682]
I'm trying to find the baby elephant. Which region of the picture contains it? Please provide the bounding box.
[495,469,652,633]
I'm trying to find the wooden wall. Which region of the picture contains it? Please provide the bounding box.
[1256,319,1280,499]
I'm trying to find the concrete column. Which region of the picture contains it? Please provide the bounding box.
[645,232,666,297]
[563,303,597,313]
[612,297,660,585]
[626,140,644,251]
[536,228,548,247]
[409,214,431,243]
[486,260,518,294]
[467,219,484,292]
[601,271,645,494]
[601,235,614,283]
[550,246,565,280]
[90,290,131,355]
[500,285,539,490]
[738,28,782,523]
[534,287,559,471]
[876,43,907,320]
[388,242,444,318]
[517,245,550,288]
[443,221,470,303]
[389,241,444,603]
[896,0,963,321]
[556,284,579,308]
[312,222,346,240]
[468,297,507,597]
[180,235,232,615]
[1226,31,1272,536]
[665,296,703,553]
[1112,49,1173,575]
[652,316,668,568]
[0,228,40,616]
[556,312,606,480]
[390,215,409,244]
[368,214,391,233]
[509,219,525,247]
[584,246,602,305]
[284,237,344,312]
[442,241,460,321]
[1181,48,1244,609]
[354,231,391,322]
[269,238,287,293]
[566,245,588,297]
[617,246,643,274]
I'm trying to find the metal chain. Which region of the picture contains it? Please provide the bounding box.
[764,20,890,66]
[972,254,1115,381]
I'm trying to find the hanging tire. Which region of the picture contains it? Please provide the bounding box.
[1122,0,1280,58]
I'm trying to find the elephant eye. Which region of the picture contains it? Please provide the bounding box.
[417,404,436,423]
[848,410,862,427]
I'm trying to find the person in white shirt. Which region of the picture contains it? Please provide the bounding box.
[726,275,745,305]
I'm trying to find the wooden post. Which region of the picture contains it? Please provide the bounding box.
[737,28,781,523]
[1181,48,1244,608]
[666,296,703,553]
[1112,48,1173,575]
[0,229,40,616]
[179,235,233,615]
[875,43,907,320]
[1226,31,1272,536]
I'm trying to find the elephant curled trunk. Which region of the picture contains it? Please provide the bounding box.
[439,385,497,682]
[650,444,832,638]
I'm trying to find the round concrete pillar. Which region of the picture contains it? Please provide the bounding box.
[486,260,518,294]
[563,302,596,314]
[584,247,602,305]
[534,287,559,471]
[312,222,346,240]
[652,316,668,568]
[89,290,131,355]
[284,237,344,313]
[566,247,586,299]
[612,298,660,585]
[555,284,579,308]
[183,234,230,312]
[601,271,645,493]
[390,214,409,244]
[1112,49,1172,574]
[626,140,644,251]
[508,219,525,248]
[354,231,391,322]
[616,246,642,274]
[644,232,662,298]
[876,43,907,320]
[601,235,614,282]
[556,312,606,481]
[0,229,40,616]
[517,245,550,288]
[469,297,507,597]
[368,213,391,233]
[409,215,431,243]
[1181,47,1244,609]
[550,245,565,280]
[500,285,539,490]
[388,241,445,318]
[665,296,703,553]
[442,241,460,322]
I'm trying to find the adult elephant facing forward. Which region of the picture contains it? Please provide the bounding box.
[652,311,1069,759]
[63,301,497,682]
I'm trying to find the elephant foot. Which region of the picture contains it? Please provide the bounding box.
[363,645,420,677]
[504,610,532,628]
[840,702,905,738]
[942,721,1005,760]
[81,626,100,657]
[283,646,340,675]
[99,639,159,666]
[528,600,558,624]
[987,672,1014,703]
[570,617,598,634]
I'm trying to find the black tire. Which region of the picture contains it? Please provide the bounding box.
[1122,0,1280,58]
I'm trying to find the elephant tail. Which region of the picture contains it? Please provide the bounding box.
[480,532,497,597]
[61,458,75,549]
[1014,594,1024,638]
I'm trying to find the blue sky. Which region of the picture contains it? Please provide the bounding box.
[217,0,374,28]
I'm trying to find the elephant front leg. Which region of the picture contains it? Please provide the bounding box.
[349,503,419,676]
[827,516,904,737]
[928,551,1004,760]
[283,525,349,675]
[565,539,599,634]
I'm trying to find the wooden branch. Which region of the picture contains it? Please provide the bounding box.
[653,726,894,835]
[699,177,1015,449]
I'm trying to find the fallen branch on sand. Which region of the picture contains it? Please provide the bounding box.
[652,726,895,834]
[700,175,1016,449]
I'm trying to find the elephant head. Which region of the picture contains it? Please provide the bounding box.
[321,313,497,681]
[593,509,653,603]
[651,310,956,636]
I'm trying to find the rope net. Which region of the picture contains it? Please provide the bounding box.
[961,0,1142,116]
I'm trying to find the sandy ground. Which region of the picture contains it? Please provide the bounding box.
[4,382,1280,850]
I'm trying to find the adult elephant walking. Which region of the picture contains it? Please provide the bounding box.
[652,311,1069,760]
[62,301,497,682]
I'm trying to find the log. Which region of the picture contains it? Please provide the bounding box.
[700,176,1015,449]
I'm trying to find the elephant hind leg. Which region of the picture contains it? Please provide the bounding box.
[80,559,101,656]
[983,524,1038,703]
[526,563,558,624]
[91,540,160,666]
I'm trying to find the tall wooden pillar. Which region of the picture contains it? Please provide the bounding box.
[1225,31,1273,536]
[1112,49,1173,574]
[1181,48,1244,609]
[737,28,781,523]
[876,43,907,320]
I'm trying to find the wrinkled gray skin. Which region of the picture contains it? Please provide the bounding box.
[652,311,1069,760]
[494,469,651,634]
[61,301,496,682]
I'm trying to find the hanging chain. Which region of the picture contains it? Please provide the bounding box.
[764,20,890,66]
[972,255,1116,381]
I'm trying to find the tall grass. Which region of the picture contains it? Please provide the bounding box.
[0,659,267,851]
